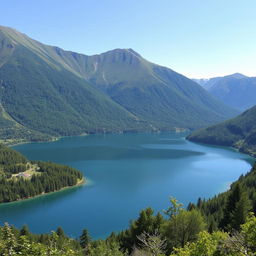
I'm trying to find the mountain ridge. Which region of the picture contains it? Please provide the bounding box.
[193,73,256,111]
[0,25,238,143]
[187,105,256,157]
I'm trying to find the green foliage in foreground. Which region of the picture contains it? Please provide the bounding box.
[1,162,256,255]
[172,214,256,256]
[190,163,256,233]
[0,142,256,255]
[0,209,256,255]
[0,223,82,256]
[0,223,127,256]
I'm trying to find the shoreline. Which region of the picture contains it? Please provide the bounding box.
[0,177,86,205]
[7,129,189,147]
[187,138,256,159]
[6,137,60,147]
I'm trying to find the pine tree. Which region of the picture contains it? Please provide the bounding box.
[208,217,218,233]
[20,224,30,236]
[56,227,65,237]
[80,229,91,249]
[230,190,251,230]
[220,183,251,231]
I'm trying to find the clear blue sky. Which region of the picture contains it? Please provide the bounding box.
[1,0,256,78]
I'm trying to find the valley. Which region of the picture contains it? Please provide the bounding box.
[0,18,255,255]
[0,132,252,238]
[0,26,238,145]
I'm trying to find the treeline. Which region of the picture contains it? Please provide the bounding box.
[0,165,256,255]
[187,105,256,157]
[189,162,256,232]
[0,144,27,165]
[97,163,256,255]
[0,161,83,203]
[1,143,256,254]
[0,144,27,178]
[1,201,256,255]
[0,223,82,256]
[0,144,83,203]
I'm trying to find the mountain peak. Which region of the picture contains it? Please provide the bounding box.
[92,48,143,67]
[126,48,142,57]
[100,48,141,58]
[227,73,247,79]
[0,25,238,139]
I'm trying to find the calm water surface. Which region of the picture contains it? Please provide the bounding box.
[0,132,254,238]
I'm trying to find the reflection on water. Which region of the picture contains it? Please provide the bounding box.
[0,132,253,239]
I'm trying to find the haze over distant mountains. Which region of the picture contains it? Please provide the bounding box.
[0,25,237,143]
[193,73,256,111]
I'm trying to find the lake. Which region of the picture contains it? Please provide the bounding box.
[0,132,254,239]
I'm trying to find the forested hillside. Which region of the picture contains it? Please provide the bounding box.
[64,48,237,131]
[187,105,256,157]
[0,26,238,144]
[0,142,255,255]
[188,162,256,229]
[1,212,256,256]
[1,164,256,255]
[0,144,83,203]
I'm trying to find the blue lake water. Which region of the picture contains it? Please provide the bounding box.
[0,132,254,239]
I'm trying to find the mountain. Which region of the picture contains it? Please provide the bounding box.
[192,78,209,86]
[0,26,147,143]
[0,25,237,143]
[193,73,256,111]
[187,105,256,157]
[193,73,247,89]
[66,48,239,131]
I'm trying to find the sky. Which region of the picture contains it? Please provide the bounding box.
[1,0,256,78]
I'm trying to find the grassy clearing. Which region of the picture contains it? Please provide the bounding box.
[11,162,41,180]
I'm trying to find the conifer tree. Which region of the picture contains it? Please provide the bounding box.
[220,183,251,231]
[230,190,251,230]
[56,227,65,237]
[20,225,30,237]
[80,229,91,249]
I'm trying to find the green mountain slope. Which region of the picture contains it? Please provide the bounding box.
[194,73,256,111]
[187,105,256,156]
[0,25,238,142]
[51,47,238,130]
[0,27,147,140]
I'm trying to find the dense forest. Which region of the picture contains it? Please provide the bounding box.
[187,105,256,157]
[0,163,255,255]
[189,162,256,232]
[0,119,256,255]
[0,144,83,203]
[0,26,238,145]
